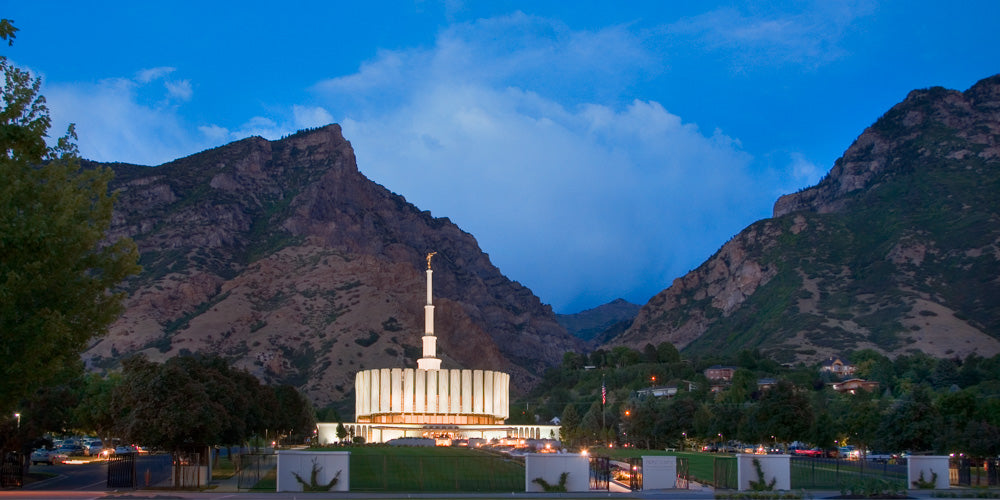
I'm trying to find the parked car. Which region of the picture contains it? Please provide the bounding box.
[791,447,823,457]
[866,452,897,463]
[114,445,146,454]
[30,448,56,465]
[57,443,88,457]
[88,441,104,456]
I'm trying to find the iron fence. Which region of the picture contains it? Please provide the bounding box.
[0,452,24,488]
[626,456,643,490]
[713,456,738,490]
[676,457,689,489]
[790,456,907,490]
[107,453,136,488]
[589,456,610,490]
[951,457,1000,487]
[236,453,277,490]
[107,453,174,489]
[171,452,202,489]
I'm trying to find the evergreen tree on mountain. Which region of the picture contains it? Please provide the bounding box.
[0,20,140,425]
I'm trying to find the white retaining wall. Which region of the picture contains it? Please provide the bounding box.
[908,455,950,490]
[736,454,791,491]
[642,455,678,489]
[524,454,590,492]
[276,450,350,492]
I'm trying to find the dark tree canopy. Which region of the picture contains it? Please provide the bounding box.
[0,19,140,421]
[112,354,315,451]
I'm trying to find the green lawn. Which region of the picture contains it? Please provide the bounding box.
[314,446,526,492]
[211,455,235,480]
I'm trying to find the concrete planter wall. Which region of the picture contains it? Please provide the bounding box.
[276,450,350,492]
[907,455,950,490]
[524,454,590,492]
[642,455,678,489]
[736,454,791,491]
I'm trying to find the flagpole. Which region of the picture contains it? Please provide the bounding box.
[601,374,606,431]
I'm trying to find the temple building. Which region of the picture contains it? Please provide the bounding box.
[316,253,560,444]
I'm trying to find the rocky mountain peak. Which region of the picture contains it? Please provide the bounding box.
[614,74,1000,364]
[774,75,1000,218]
[90,124,581,408]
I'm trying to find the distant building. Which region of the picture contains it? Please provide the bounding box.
[757,378,777,390]
[704,365,737,381]
[832,378,879,394]
[820,357,856,377]
[636,385,678,398]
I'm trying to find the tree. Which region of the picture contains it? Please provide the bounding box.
[273,384,315,443]
[73,372,123,446]
[751,380,813,444]
[113,355,225,451]
[0,20,140,422]
[559,403,581,446]
[875,385,941,453]
[656,342,681,364]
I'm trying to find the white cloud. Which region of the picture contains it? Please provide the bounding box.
[293,105,334,129]
[164,79,193,101]
[667,2,875,70]
[317,17,777,311]
[43,77,201,166]
[41,73,299,165]
[135,66,175,83]
[198,124,230,144]
[789,152,824,185]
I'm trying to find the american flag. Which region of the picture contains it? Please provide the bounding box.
[601,380,606,405]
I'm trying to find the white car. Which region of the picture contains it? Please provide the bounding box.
[88,441,104,456]
[30,448,55,465]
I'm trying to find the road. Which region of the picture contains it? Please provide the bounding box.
[23,461,108,491]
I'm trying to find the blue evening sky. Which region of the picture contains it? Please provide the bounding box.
[4,1,998,313]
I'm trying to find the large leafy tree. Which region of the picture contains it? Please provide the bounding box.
[0,20,140,421]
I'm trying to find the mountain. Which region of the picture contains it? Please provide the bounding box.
[86,124,582,407]
[556,298,641,344]
[612,74,1000,363]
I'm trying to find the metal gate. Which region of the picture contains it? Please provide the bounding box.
[713,456,737,490]
[107,454,172,489]
[589,456,610,490]
[1,452,24,488]
[951,457,1000,487]
[676,457,690,489]
[627,457,643,490]
[237,453,277,490]
[108,453,136,488]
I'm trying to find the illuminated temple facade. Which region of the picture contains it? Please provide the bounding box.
[316,254,559,444]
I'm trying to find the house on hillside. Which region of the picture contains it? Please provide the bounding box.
[832,378,879,394]
[635,385,678,398]
[820,356,856,377]
[704,365,737,381]
[757,378,777,390]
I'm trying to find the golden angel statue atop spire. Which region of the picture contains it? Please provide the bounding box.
[426,252,437,269]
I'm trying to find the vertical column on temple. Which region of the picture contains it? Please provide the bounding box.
[418,252,442,370]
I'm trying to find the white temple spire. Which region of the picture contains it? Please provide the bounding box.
[417,252,442,370]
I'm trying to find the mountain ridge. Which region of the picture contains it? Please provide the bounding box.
[611,74,1000,363]
[89,125,583,407]
[556,298,641,344]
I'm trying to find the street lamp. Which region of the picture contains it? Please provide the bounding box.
[681,432,687,451]
[13,413,19,430]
